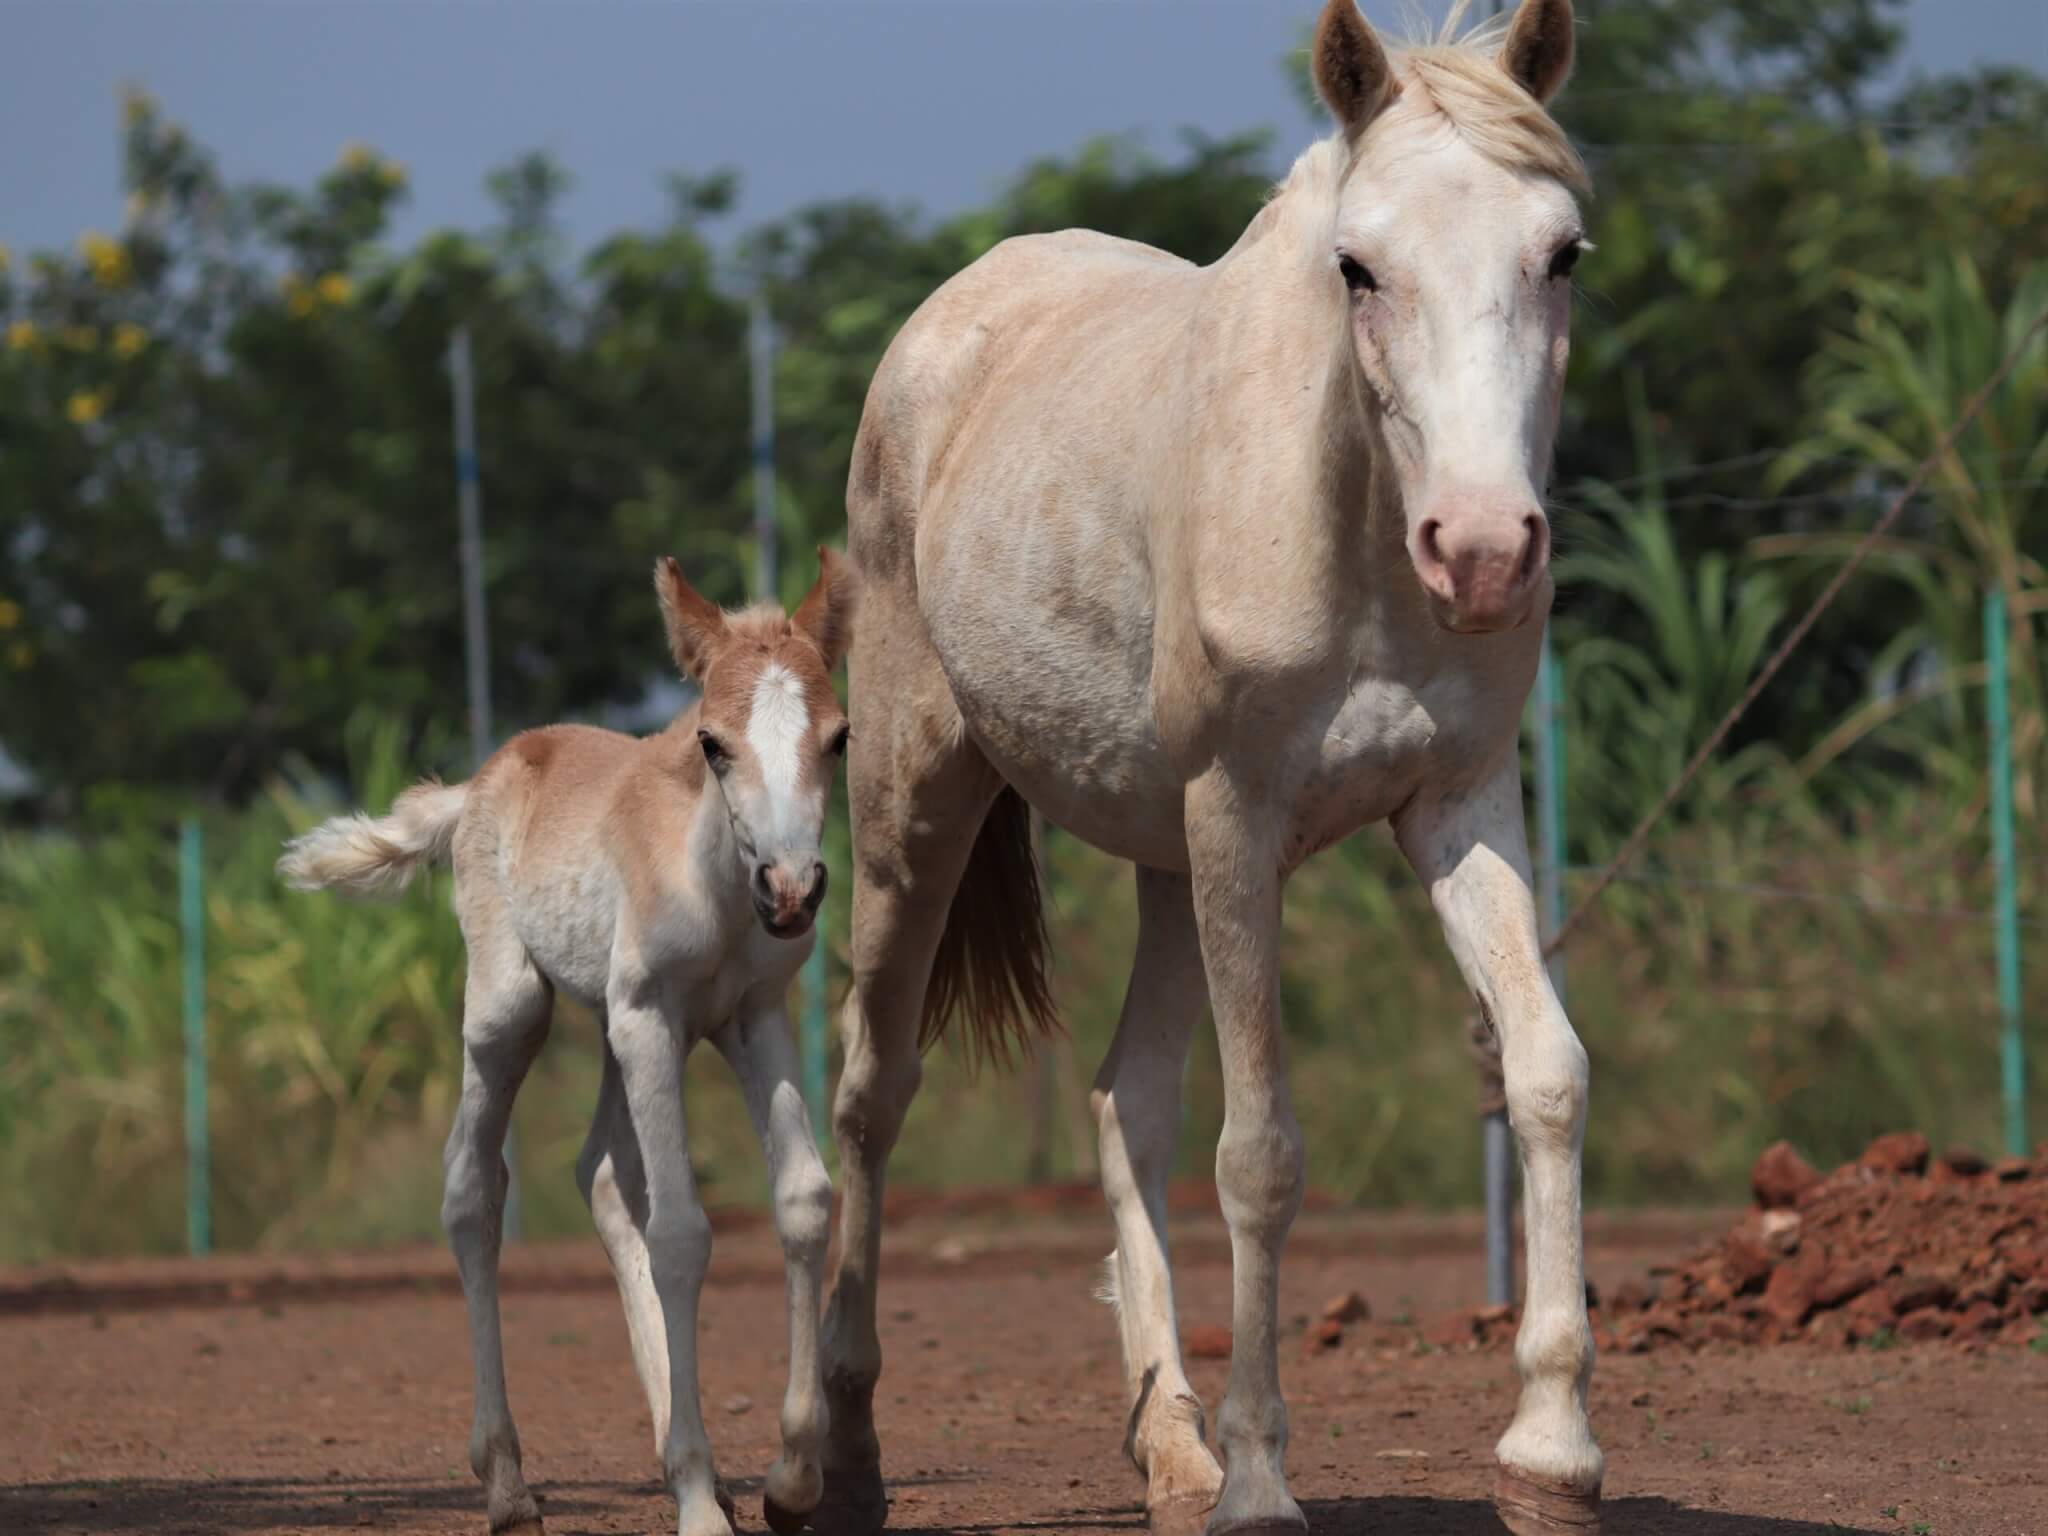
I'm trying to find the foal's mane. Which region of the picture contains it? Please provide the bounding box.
[1267,2,1589,245]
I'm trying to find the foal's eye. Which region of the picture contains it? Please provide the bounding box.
[1337,255,1377,295]
[1547,240,1585,281]
[697,730,730,771]
[826,724,850,757]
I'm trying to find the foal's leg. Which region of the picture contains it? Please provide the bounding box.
[1396,759,1601,1535]
[1183,773,1305,1536]
[714,999,834,1535]
[1094,866,1224,1534]
[444,911,554,1536]
[607,975,732,1536]
[817,681,998,1535]
[575,1036,673,1447]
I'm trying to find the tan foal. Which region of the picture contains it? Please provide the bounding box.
[280,551,857,1536]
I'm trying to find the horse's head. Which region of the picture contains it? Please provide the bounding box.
[656,550,857,938]
[1313,0,1586,635]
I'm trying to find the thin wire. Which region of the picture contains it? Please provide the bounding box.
[1542,295,2048,961]
[1561,865,2046,931]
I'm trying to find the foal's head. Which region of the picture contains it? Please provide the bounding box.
[655,551,857,938]
[1311,0,1587,634]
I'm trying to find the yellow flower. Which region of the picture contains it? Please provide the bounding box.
[341,142,374,174]
[78,231,130,289]
[65,389,108,425]
[0,599,19,630]
[5,321,37,352]
[59,325,100,351]
[5,641,31,671]
[377,160,408,191]
[316,272,353,306]
[112,323,149,359]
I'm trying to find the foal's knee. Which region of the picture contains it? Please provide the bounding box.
[775,1157,833,1261]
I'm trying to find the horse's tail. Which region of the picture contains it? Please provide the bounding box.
[277,778,469,899]
[919,785,1060,1066]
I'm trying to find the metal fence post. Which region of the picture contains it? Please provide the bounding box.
[1985,589,2027,1157]
[180,817,211,1256]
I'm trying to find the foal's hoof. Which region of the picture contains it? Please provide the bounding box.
[809,1462,887,1536]
[1495,1466,1601,1535]
[1147,1494,1217,1536]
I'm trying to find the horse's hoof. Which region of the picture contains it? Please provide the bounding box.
[1147,1494,1216,1536]
[764,1490,812,1535]
[1495,1465,1601,1535]
[809,1462,887,1536]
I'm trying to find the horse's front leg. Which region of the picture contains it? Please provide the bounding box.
[1183,772,1305,1536]
[1395,757,1601,1536]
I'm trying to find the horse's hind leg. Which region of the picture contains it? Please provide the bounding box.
[444,898,554,1536]
[816,602,1001,1536]
[1095,866,1225,1535]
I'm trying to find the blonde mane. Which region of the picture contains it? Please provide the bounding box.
[1274,1,1589,221]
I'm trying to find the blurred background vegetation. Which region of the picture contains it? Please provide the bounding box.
[2,0,2045,1260]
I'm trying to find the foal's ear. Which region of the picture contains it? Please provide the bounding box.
[1501,0,1575,104]
[791,546,859,671]
[1311,0,1397,139]
[654,556,727,681]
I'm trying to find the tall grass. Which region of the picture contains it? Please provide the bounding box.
[4,721,2037,1262]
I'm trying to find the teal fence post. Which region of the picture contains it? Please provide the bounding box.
[1985,589,2027,1157]
[180,817,211,1256]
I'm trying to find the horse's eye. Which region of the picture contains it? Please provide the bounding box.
[826,724,850,757]
[1338,255,1377,294]
[1548,240,1584,280]
[697,730,730,771]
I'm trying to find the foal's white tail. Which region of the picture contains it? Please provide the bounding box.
[277,779,468,897]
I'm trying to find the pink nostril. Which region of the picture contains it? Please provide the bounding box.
[1420,519,1446,569]
[1519,513,1549,585]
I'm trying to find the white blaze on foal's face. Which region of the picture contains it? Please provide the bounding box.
[654,551,858,939]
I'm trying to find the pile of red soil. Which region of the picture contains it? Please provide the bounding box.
[1595,1133,2048,1351]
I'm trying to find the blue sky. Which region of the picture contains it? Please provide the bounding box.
[5,1,2044,262]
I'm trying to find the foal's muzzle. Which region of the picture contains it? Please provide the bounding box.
[752,858,827,938]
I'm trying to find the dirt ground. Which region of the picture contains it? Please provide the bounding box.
[4,1204,2044,1536]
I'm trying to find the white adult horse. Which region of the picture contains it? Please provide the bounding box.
[816,2,1601,1534]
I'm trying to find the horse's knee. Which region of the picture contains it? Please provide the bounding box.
[1505,1034,1589,1149]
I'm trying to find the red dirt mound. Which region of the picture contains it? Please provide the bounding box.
[1596,1135,2048,1352]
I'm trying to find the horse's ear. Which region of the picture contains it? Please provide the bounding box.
[1501,0,1575,104]
[654,556,726,681]
[792,546,859,671]
[1312,0,1397,139]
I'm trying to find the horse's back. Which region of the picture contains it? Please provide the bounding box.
[848,230,1194,571]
